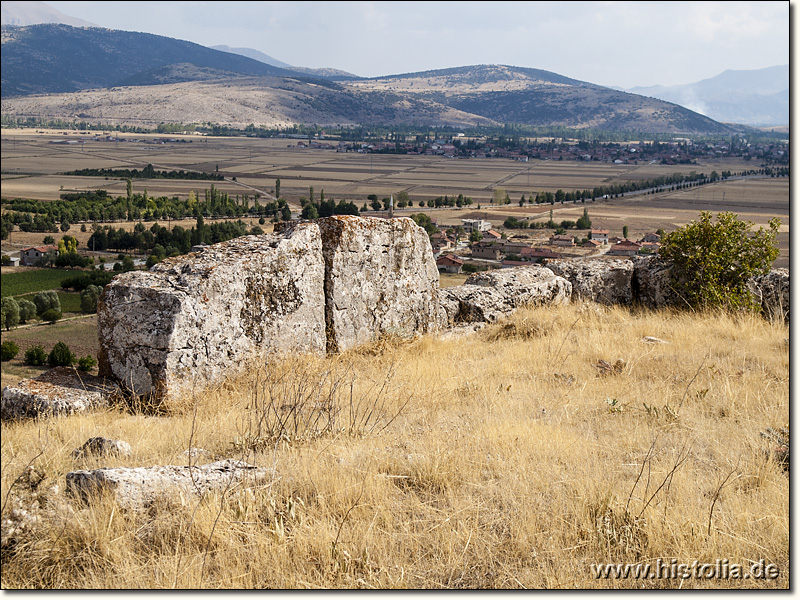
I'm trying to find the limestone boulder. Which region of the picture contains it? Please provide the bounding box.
[631,255,684,308]
[439,266,571,324]
[749,269,789,323]
[545,258,634,305]
[66,459,271,509]
[98,224,326,400]
[316,216,443,352]
[1,367,120,420]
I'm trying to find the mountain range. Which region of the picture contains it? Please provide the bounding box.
[627,65,788,127]
[0,3,787,133]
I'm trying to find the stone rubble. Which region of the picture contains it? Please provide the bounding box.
[0,367,120,420]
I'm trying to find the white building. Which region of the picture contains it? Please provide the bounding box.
[461,219,492,233]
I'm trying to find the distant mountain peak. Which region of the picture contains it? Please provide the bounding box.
[1,0,96,27]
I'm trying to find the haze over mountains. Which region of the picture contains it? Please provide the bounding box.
[0,1,787,132]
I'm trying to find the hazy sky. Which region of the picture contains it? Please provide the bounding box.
[45,1,789,88]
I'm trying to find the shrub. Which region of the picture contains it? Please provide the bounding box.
[48,341,75,367]
[1,297,20,330]
[24,344,48,366]
[1,340,20,361]
[77,355,97,371]
[659,211,780,311]
[40,308,62,323]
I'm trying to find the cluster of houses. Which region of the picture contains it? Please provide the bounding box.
[435,220,663,274]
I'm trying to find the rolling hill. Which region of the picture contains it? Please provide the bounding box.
[1,23,737,134]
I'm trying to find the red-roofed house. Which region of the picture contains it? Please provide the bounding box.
[607,240,642,257]
[436,254,464,274]
[20,245,58,266]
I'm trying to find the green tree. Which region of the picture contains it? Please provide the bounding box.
[1,297,20,330]
[275,178,281,198]
[576,208,592,229]
[469,229,483,243]
[659,211,780,311]
[301,203,319,219]
[33,290,61,316]
[80,285,102,314]
[17,299,37,324]
[622,225,629,239]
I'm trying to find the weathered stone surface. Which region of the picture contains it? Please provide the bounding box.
[316,216,443,352]
[749,269,789,323]
[98,224,326,400]
[631,255,684,309]
[66,459,272,509]
[1,367,119,420]
[545,258,634,305]
[73,437,132,459]
[439,266,571,324]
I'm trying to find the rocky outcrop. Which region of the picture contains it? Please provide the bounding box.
[439,266,571,324]
[0,367,120,420]
[317,216,442,352]
[66,459,272,510]
[750,268,789,323]
[97,224,326,400]
[545,258,633,305]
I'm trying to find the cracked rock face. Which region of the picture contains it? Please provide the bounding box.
[545,258,633,305]
[97,224,326,400]
[0,367,120,420]
[316,216,443,352]
[439,266,572,324]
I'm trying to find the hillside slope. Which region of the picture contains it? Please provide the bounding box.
[1,25,736,134]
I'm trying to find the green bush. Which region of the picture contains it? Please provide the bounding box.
[77,355,97,372]
[24,344,48,366]
[659,211,780,311]
[48,341,75,367]
[1,340,20,361]
[40,308,62,323]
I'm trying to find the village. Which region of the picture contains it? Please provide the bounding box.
[432,217,663,275]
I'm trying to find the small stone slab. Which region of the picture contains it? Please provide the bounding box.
[1,367,120,420]
[66,459,272,509]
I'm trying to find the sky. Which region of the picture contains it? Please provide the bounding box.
[44,1,790,89]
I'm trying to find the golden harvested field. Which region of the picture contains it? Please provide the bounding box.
[1,129,790,267]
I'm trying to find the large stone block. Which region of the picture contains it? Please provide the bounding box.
[316,216,443,352]
[545,258,634,305]
[98,224,326,400]
[750,268,789,323]
[439,265,572,324]
[631,255,683,308]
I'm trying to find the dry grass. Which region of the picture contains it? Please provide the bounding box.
[0,302,789,589]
